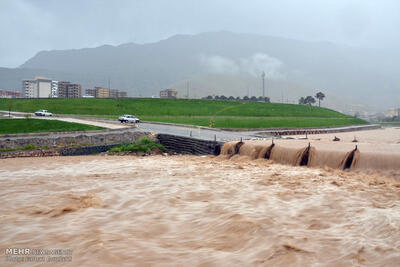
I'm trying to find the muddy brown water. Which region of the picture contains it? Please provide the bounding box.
[1,155,400,266]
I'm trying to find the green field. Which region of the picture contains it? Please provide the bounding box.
[0,98,367,129]
[0,119,103,134]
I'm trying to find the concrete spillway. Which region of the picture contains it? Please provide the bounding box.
[220,141,400,171]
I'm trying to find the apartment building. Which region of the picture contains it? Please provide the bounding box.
[22,80,37,98]
[51,81,58,98]
[96,87,110,98]
[386,108,400,118]
[85,87,128,98]
[58,81,82,98]
[0,89,22,98]
[84,88,96,97]
[160,88,178,99]
[22,76,52,98]
[117,91,127,98]
[110,89,119,98]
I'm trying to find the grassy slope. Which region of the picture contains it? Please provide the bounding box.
[140,116,367,129]
[0,119,103,134]
[0,98,346,117]
[0,98,367,128]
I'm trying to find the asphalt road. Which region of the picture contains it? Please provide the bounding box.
[0,111,262,142]
[1,110,378,142]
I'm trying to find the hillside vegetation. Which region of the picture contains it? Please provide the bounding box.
[0,98,367,129]
[0,98,347,117]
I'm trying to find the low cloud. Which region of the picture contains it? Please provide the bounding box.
[199,55,239,74]
[200,53,284,79]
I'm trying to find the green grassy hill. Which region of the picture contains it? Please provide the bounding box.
[0,119,103,134]
[0,98,367,129]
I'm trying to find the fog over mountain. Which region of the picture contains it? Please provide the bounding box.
[1,31,398,113]
[1,0,400,113]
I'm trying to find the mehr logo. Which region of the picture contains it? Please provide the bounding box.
[5,248,30,255]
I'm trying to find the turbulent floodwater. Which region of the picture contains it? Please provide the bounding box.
[1,155,400,266]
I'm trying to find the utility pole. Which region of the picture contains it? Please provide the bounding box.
[187,81,189,99]
[261,71,266,102]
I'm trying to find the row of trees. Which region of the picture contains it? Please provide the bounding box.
[299,92,325,107]
[202,95,270,102]
[199,91,325,106]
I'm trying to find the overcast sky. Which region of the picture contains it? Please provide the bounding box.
[1,0,399,68]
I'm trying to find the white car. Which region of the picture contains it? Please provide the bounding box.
[118,114,140,123]
[34,109,53,116]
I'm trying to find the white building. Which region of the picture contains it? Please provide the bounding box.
[22,80,37,98]
[51,80,58,98]
[22,76,54,98]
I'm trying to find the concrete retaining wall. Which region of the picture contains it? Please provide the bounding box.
[0,130,151,149]
[60,144,120,156]
[157,134,223,155]
[0,149,61,159]
[257,124,381,136]
[1,144,122,158]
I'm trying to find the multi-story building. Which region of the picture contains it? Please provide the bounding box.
[84,86,128,98]
[51,81,58,98]
[95,87,110,98]
[117,91,127,98]
[160,88,178,99]
[36,77,52,98]
[58,81,82,98]
[386,108,400,118]
[0,89,22,98]
[22,76,53,98]
[85,88,96,97]
[110,89,119,98]
[22,80,37,98]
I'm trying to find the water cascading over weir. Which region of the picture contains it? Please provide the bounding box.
[219,140,400,171]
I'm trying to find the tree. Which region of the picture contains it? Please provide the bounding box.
[228,96,235,100]
[304,96,316,106]
[298,97,306,105]
[250,96,257,101]
[214,95,220,100]
[205,95,213,100]
[220,95,227,100]
[315,92,325,107]
[243,96,249,101]
[236,96,241,101]
[258,96,270,103]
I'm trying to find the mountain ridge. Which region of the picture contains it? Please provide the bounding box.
[0,31,397,112]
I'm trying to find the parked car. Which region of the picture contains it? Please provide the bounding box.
[118,114,140,123]
[34,109,53,116]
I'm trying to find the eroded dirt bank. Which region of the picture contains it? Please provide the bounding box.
[1,155,400,266]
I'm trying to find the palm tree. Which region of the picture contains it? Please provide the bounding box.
[315,92,325,107]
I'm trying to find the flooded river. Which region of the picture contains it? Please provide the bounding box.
[1,155,400,266]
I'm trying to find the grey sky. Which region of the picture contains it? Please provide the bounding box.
[1,0,399,68]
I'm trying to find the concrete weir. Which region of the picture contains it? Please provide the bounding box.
[220,141,400,171]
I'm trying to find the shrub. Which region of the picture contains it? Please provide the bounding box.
[108,137,167,154]
[23,144,36,150]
